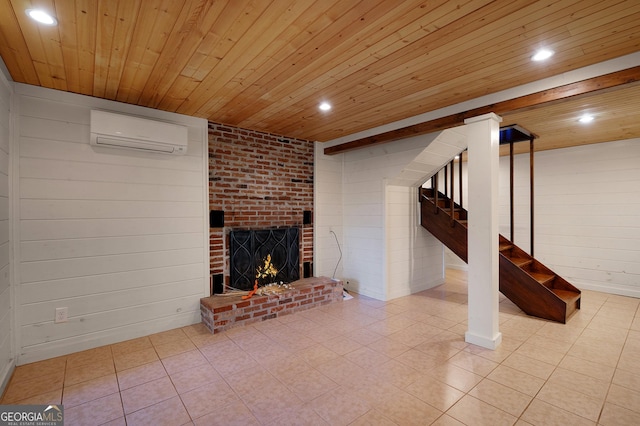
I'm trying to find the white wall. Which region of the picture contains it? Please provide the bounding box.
[316,130,467,301]
[341,147,387,299]
[504,139,640,297]
[386,185,444,299]
[0,64,13,391]
[14,84,209,364]
[498,151,532,252]
[314,144,344,281]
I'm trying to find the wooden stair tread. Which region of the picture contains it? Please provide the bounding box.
[529,272,555,285]
[507,257,532,268]
[499,243,513,251]
[551,289,581,303]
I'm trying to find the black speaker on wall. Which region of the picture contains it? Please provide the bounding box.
[303,261,312,278]
[210,210,224,228]
[303,210,312,225]
[212,273,224,295]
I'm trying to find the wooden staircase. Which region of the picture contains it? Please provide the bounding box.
[420,187,581,323]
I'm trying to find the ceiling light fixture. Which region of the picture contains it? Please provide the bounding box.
[318,102,332,112]
[531,49,554,62]
[578,114,594,124]
[25,9,58,26]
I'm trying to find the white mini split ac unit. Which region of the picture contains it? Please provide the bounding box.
[90,110,188,155]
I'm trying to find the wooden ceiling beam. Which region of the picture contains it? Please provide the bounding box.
[324,65,640,155]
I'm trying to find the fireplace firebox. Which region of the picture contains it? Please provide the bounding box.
[229,227,300,291]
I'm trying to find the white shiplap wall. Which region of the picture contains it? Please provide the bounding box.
[505,139,640,297]
[0,65,13,391]
[14,84,208,364]
[316,129,469,301]
[313,143,344,281]
[386,185,444,299]
[338,133,445,300]
[342,152,386,299]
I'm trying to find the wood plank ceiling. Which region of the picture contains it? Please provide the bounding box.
[1,0,639,151]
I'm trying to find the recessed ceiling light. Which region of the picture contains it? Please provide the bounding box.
[26,9,58,26]
[531,49,554,62]
[578,114,594,124]
[318,102,332,112]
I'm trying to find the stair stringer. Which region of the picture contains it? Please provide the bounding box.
[498,255,570,323]
[419,191,467,263]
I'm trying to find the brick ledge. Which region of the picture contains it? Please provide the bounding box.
[200,276,343,334]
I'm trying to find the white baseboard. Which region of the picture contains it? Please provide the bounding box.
[17,311,200,365]
[446,264,468,271]
[573,280,640,299]
[0,360,15,397]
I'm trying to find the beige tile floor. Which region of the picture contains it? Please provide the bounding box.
[2,269,640,425]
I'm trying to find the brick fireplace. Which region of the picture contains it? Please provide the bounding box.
[208,122,314,294]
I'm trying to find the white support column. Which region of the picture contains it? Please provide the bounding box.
[464,113,502,350]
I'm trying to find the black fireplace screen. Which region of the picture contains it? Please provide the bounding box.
[229,227,300,291]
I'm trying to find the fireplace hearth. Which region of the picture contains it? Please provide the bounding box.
[201,276,343,334]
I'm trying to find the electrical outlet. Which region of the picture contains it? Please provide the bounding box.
[55,307,68,323]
